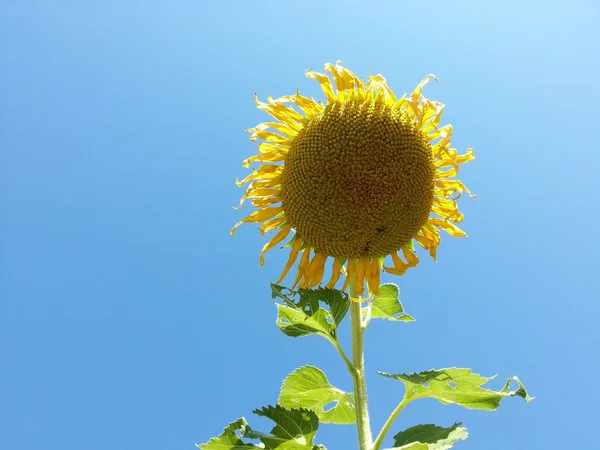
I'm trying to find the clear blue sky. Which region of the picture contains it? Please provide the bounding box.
[1,1,599,449]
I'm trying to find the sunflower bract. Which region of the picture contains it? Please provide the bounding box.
[232,61,474,298]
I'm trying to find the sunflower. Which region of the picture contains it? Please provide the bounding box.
[232,61,474,297]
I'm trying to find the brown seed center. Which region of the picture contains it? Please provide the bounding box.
[281,100,435,259]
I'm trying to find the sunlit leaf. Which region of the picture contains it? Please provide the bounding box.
[279,365,356,424]
[254,405,321,449]
[390,422,468,449]
[271,284,350,344]
[196,418,257,449]
[366,283,414,322]
[197,406,326,450]
[379,368,534,411]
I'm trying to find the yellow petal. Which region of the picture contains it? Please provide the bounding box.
[402,247,419,267]
[383,250,417,276]
[259,122,298,139]
[305,69,337,103]
[326,258,344,289]
[437,147,475,166]
[432,201,463,223]
[243,151,286,167]
[248,130,291,145]
[404,96,424,126]
[305,252,327,287]
[255,163,283,175]
[293,248,312,288]
[414,229,439,261]
[236,166,282,186]
[254,93,305,126]
[242,154,277,168]
[362,258,372,293]
[288,90,322,119]
[260,216,287,234]
[366,74,396,105]
[330,61,365,100]
[367,258,381,296]
[230,207,283,235]
[421,100,445,135]
[342,259,356,292]
[258,142,287,154]
[411,74,438,101]
[324,62,347,101]
[237,177,279,190]
[354,259,366,296]
[234,187,280,210]
[260,224,292,266]
[436,165,458,179]
[276,237,303,284]
[434,179,471,197]
[393,96,407,110]
[429,218,467,237]
[251,196,281,209]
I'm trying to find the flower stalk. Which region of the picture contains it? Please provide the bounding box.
[350,280,373,450]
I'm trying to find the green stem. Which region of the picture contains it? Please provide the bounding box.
[332,340,357,377]
[372,396,410,450]
[350,281,373,450]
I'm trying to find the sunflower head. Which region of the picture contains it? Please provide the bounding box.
[232,61,474,297]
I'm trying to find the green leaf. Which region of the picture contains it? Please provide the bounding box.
[279,365,356,424]
[379,368,534,411]
[196,418,257,449]
[275,304,332,338]
[391,423,468,449]
[501,375,535,402]
[197,406,326,450]
[367,283,414,322]
[271,284,350,344]
[254,405,321,449]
